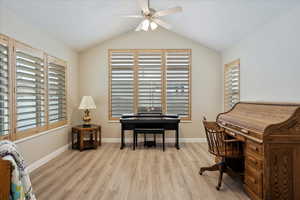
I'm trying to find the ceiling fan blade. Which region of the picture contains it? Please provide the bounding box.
[152,18,172,30]
[138,0,150,15]
[153,6,183,17]
[122,15,143,18]
[135,21,144,31]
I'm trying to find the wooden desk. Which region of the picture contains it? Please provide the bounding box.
[217,102,300,200]
[72,125,101,151]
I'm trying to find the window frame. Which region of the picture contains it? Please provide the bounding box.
[14,40,48,140]
[0,33,68,141]
[0,34,13,140]
[224,59,240,111]
[108,49,192,121]
[47,55,68,130]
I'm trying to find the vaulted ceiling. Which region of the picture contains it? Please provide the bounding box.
[1,0,299,52]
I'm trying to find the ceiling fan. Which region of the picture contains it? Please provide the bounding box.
[124,0,183,31]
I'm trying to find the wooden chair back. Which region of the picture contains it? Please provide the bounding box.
[202,117,226,157]
[203,117,243,158]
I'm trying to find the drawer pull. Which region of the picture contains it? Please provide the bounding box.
[248,157,258,165]
[248,177,257,184]
[250,146,259,152]
[241,129,249,134]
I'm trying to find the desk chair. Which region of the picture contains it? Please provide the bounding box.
[200,117,243,190]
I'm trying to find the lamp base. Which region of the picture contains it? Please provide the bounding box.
[82,109,92,127]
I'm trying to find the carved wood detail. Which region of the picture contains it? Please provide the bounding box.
[269,148,293,200]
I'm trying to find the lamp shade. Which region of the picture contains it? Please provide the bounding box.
[79,96,96,110]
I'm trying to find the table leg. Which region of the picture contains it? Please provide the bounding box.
[95,130,98,149]
[176,128,180,150]
[133,130,136,151]
[99,127,102,146]
[90,132,93,142]
[77,132,80,149]
[79,131,84,151]
[71,129,74,149]
[163,132,165,152]
[120,129,125,149]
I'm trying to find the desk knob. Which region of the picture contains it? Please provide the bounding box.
[241,129,249,134]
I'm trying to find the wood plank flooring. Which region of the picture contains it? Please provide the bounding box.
[30,143,250,200]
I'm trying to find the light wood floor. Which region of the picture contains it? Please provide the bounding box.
[30,143,250,200]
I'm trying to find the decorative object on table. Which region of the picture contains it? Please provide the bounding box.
[72,124,101,151]
[78,96,96,127]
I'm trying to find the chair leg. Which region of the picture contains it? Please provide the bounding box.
[199,161,226,190]
[199,163,220,175]
[133,132,136,150]
[162,132,165,152]
[216,163,226,190]
[135,133,138,149]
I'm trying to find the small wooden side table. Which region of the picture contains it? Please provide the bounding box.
[72,124,101,151]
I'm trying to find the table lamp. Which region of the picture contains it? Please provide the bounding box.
[79,96,96,127]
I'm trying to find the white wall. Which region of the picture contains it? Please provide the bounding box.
[0,6,80,165]
[222,5,300,108]
[79,29,222,139]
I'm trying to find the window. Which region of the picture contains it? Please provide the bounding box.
[47,56,67,127]
[224,59,240,111]
[110,51,135,118]
[0,35,11,139]
[138,51,162,113]
[109,49,191,120]
[15,42,46,136]
[0,33,68,141]
[166,51,190,117]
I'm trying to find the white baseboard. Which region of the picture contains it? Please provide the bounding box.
[27,143,70,173]
[26,137,206,173]
[102,137,207,143]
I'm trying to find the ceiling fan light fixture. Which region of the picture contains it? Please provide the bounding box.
[150,21,158,30]
[142,19,150,31]
[128,0,183,32]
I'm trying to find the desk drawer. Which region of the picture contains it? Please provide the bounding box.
[245,166,263,199]
[246,140,263,157]
[245,153,263,170]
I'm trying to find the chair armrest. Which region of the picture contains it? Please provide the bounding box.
[224,139,240,143]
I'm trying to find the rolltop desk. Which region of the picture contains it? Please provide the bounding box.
[217,102,300,200]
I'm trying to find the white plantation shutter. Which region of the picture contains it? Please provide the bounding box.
[15,42,46,132]
[138,52,162,113]
[0,36,10,137]
[48,56,67,125]
[224,60,240,110]
[110,51,135,118]
[0,34,69,141]
[109,49,191,120]
[166,51,191,118]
